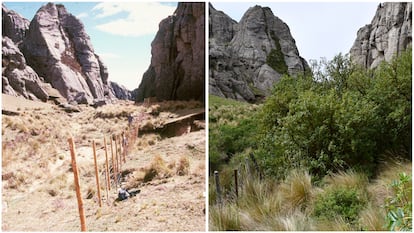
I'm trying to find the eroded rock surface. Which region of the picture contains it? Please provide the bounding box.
[136,2,205,102]
[2,37,48,101]
[209,4,308,102]
[21,3,113,104]
[350,2,412,68]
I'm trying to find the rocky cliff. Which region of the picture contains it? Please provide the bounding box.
[2,4,50,102]
[135,2,205,102]
[350,2,412,68]
[21,3,115,104]
[2,5,29,45]
[2,3,132,104]
[209,4,308,102]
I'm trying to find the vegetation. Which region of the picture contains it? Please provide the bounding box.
[266,33,288,74]
[209,48,412,231]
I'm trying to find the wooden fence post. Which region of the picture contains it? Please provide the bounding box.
[122,132,126,163]
[115,135,120,185]
[214,171,221,205]
[92,140,102,207]
[110,137,116,188]
[104,137,110,191]
[68,137,86,231]
[234,169,238,199]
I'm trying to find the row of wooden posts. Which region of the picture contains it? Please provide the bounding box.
[214,154,262,205]
[67,126,139,231]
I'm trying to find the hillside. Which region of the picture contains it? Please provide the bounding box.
[2,98,205,231]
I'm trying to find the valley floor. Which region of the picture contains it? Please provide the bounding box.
[2,97,206,231]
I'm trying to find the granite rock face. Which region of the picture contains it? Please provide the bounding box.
[2,4,29,45]
[110,81,132,100]
[2,36,49,101]
[209,4,308,102]
[136,2,205,102]
[350,2,412,68]
[2,3,128,105]
[21,3,114,104]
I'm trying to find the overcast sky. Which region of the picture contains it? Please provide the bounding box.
[3,1,177,90]
[211,1,379,62]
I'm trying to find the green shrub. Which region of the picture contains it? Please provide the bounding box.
[209,95,259,172]
[267,33,288,74]
[257,49,412,180]
[368,48,412,157]
[313,187,366,225]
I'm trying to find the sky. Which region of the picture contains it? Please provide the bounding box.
[3,1,177,90]
[211,1,379,62]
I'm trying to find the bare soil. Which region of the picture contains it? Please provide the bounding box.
[2,96,206,231]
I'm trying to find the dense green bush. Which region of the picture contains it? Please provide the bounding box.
[313,187,366,225]
[258,49,412,180]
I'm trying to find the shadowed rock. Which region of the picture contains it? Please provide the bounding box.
[136,2,205,102]
[209,4,308,102]
[2,37,48,101]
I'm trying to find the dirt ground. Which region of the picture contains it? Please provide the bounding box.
[1,96,206,231]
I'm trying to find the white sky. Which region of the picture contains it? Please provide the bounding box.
[211,1,379,62]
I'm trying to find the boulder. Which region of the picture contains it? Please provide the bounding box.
[350,2,412,68]
[136,2,205,102]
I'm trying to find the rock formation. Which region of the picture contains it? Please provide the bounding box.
[2,37,49,101]
[2,5,49,101]
[350,2,412,68]
[209,4,308,102]
[2,3,133,105]
[21,3,114,104]
[135,2,205,102]
[2,4,29,45]
[110,81,132,100]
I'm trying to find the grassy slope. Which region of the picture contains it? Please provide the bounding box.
[208,95,412,231]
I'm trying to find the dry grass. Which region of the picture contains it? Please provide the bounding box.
[210,158,412,231]
[3,98,205,231]
[359,204,387,231]
[176,156,190,176]
[279,170,313,210]
[157,100,203,112]
[142,155,173,182]
[324,170,368,190]
[209,203,240,231]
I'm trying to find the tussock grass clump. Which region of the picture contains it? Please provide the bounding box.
[279,170,313,209]
[209,203,241,231]
[176,156,190,176]
[324,170,368,190]
[143,155,172,182]
[278,210,315,231]
[359,204,387,231]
